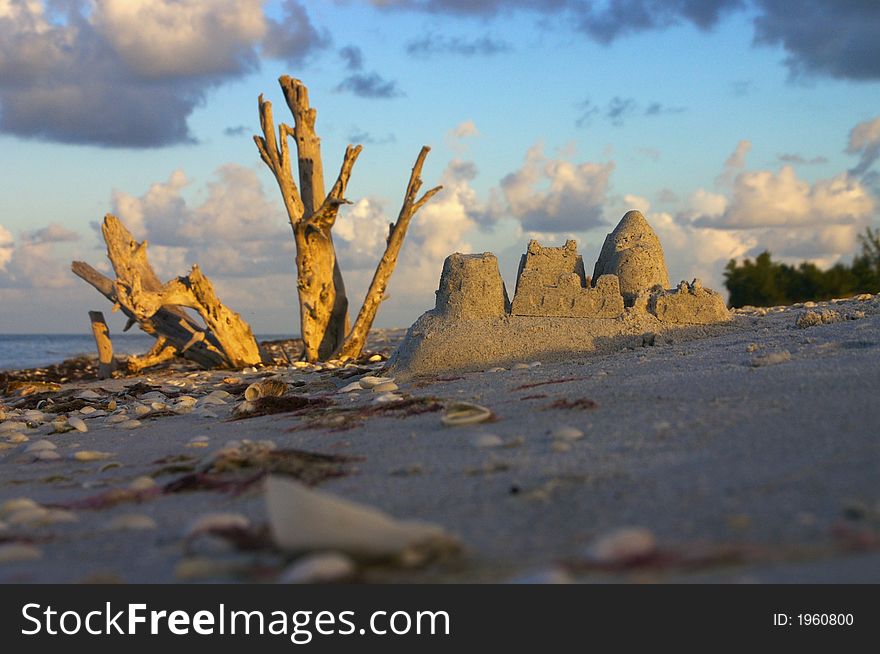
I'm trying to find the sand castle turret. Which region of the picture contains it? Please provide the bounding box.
[435,252,510,319]
[593,210,670,302]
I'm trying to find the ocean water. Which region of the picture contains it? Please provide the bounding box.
[0,333,294,370]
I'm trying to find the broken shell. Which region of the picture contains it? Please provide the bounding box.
[34,450,62,461]
[266,476,458,560]
[185,512,250,539]
[79,406,97,415]
[106,399,117,411]
[585,527,657,564]
[337,381,363,393]
[24,439,57,453]
[0,544,42,563]
[358,376,394,389]
[133,404,151,416]
[244,379,287,402]
[105,413,128,424]
[472,434,503,448]
[441,402,493,427]
[120,420,142,430]
[107,514,157,531]
[129,476,157,491]
[73,450,114,462]
[1,498,40,517]
[278,552,356,584]
[67,416,88,433]
[372,382,399,393]
[552,426,584,441]
[373,393,402,403]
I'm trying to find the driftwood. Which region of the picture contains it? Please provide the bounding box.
[73,215,263,369]
[256,76,441,362]
[88,311,115,379]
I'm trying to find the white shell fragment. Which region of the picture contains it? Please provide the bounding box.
[441,402,493,427]
[337,381,363,393]
[372,381,399,393]
[184,513,250,539]
[265,476,458,560]
[585,527,657,564]
[278,552,356,584]
[67,416,88,433]
[358,376,394,389]
[552,426,584,441]
[244,379,287,401]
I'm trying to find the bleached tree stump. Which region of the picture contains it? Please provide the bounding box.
[255,77,441,362]
[88,311,115,379]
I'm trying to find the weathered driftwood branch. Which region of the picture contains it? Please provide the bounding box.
[71,261,224,369]
[73,215,262,369]
[255,77,441,362]
[127,337,177,373]
[88,311,115,379]
[337,147,442,360]
[115,264,262,368]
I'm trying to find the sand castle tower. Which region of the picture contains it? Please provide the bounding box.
[435,253,510,319]
[593,210,670,301]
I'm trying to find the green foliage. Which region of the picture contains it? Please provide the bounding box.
[724,228,880,307]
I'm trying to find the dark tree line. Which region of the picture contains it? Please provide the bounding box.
[724,228,880,308]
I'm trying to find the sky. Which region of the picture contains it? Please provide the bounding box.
[0,0,878,335]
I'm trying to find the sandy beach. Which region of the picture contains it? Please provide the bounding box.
[1,295,878,583]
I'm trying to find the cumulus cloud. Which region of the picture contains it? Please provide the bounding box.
[0,0,325,147]
[698,166,875,230]
[715,139,751,187]
[348,127,396,145]
[0,223,78,289]
[846,115,880,178]
[405,33,511,57]
[110,164,292,279]
[500,143,614,233]
[777,153,828,166]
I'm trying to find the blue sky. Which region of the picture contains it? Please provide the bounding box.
[1,0,878,335]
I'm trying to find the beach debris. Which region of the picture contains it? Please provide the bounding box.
[72,450,115,462]
[185,513,251,541]
[552,426,584,441]
[67,415,88,432]
[585,527,657,565]
[471,433,503,448]
[229,394,332,420]
[358,376,393,390]
[244,379,287,401]
[796,308,842,328]
[441,402,494,426]
[0,544,43,563]
[24,440,56,454]
[129,476,157,491]
[107,514,158,531]
[750,350,792,367]
[265,476,459,562]
[278,552,357,584]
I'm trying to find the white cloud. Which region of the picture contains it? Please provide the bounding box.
[715,139,751,187]
[500,142,614,233]
[847,114,880,177]
[0,223,78,289]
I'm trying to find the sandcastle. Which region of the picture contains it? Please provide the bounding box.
[388,211,731,378]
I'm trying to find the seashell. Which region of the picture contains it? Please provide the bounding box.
[6,433,29,444]
[358,376,394,389]
[6,507,48,525]
[487,367,506,373]
[76,390,102,400]
[278,552,356,584]
[51,419,73,434]
[23,410,46,422]
[0,544,42,563]
[106,399,117,411]
[120,420,142,430]
[1,498,40,517]
[552,426,584,441]
[266,476,459,560]
[471,433,503,448]
[129,476,157,491]
[78,406,97,415]
[441,402,493,427]
[244,379,287,402]
[292,361,310,368]
[0,421,27,433]
[337,381,363,393]
[512,363,531,370]
[373,393,402,403]
[67,416,88,433]
[139,392,167,402]
[372,382,398,393]
[133,404,151,416]
[73,450,114,462]
[529,361,542,368]
[24,439,56,453]
[105,413,128,424]
[585,527,656,564]
[107,514,157,531]
[368,354,383,362]
[150,402,167,411]
[184,512,250,539]
[175,395,197,407]
[34,450,61,461]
